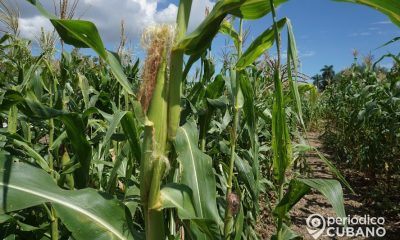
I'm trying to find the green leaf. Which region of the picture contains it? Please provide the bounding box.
[274,178,347,228]
[27,0,135,96]
[290,143,353,194]
[234,154,257,201]
[50,131,67,151]
[175,121,220,223]
[234,204,244,240]
[16,221,42,232]
[25,0,56,18]
[182,53,202,80]
[0,34,11,44]
[106,51,135,95]
[105,143,130,194]
[335,0,400,27]
[229,0,289,19]
[189,219,221,240]
[176,0,287,55]
[314,150,354,193]
[376,36,400,49]
[299,179,346,219]
[0,90,92,189]
[272,71,292,184]
[373,53,400,70]
[120,111,142,163]
[0,214,13,223]
[240,76,259,204]
[102,111,127,149]
[60,113,92,189]
[286,19,299,71]
[0,153,137,240]
[12,139,51,173]
[50,19,107,58]
[236,18,287,70]
[219,20,240,51]
[78,73,90,109]
[273,179,311,219]
[159,183,197,219]
[272,224,301,240]
[287,19,305,128]
[205,74,226,100]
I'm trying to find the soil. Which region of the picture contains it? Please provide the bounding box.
[256,132,400,240]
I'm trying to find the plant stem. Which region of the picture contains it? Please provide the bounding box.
[270,0,285,238]
[47,61,59,239]
[270,0,281,68]
[224,18,243,239]
[50,207,59,240]
[7,106,17,134]
[141,53,168,240]
[44,203,58,240]
[167,0,193,141]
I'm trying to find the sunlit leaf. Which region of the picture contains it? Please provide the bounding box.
[0,154,137,240]
[159,183,196,219]
[236,18,287,69]
[272,71,292,184]
[176,0,288,55]
[175,121,220,223]
[27,0,135,96]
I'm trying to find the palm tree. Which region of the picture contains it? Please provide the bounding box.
[320,65,335,90]
[312,74,323,90]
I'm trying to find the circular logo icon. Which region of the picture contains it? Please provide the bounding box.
[306,214,326,239]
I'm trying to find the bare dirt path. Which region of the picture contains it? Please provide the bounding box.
[257,132,399,239]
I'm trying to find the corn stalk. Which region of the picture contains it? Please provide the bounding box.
[139,1,192,239]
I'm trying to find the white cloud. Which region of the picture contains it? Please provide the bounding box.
[301,50,315,58]
[16,0,215,44]
[155,4,178,23]
[350,30,381,37]
[19,15,53,40]
[372,20,392,25]
[272,49,315,60]
[360,32,371,36]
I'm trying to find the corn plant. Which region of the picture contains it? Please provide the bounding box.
[322,1,400,181]
[1,0,298,239]
[322,58,400,179]
[0,0,399,239]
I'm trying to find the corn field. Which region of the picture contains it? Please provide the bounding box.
[0,0,399,239]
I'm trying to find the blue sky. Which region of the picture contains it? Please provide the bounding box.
[15,0,400,77]
[208,0,400,76]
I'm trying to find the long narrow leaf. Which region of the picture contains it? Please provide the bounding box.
[175,121,220,223]
[176,0,288,55]
[0,154,137,240]
[287,19,305,128]
[298,179,346,219]
[159,183,196,219]
[12,139,51,173]
[0,90,92,188]
[272,71,292,184]
[26,0,135,95]
[236,18,287,69]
